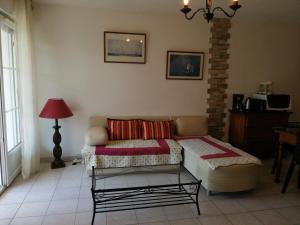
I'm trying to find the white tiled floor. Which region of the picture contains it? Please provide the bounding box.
[0,159,299,225]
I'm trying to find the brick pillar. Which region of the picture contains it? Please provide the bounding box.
[207,18,231,140]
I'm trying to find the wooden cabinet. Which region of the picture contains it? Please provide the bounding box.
[229,111,290,158]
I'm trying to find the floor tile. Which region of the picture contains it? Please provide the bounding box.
[136,208,167,223]
[169,218,201,225]
[79,186,91,199]
[24,189,54,203]
[105,181,128,189]
[80,177,92,187]
[75,211,106,225]
[0,191,27,204]
[42,213,76,225]
[57,178,81,188]
[31,180,57,192]
[37,171,61,181]
[8,176,35,193]
[52,187,80,200]
[107,210,137,225]
[5,185,31,194]
[47,199,78,215]
[10,216,43,225]
[197,201,222,216]
[197,191,209,202]
[226,213,264,225]
[252,209,291,225]
[212,199,247,214]
[236,197,270,211]
[15,202,49,217]
[1,161,299,225]
[258,195,292,209]
[282,193,300,206]
[0,219,11,225]
[77,198,93,212]
[139,222,170,225]
[164,205,197,220]
[126,174,148,185]
[0,204,20,219]
[198,215,232,225]
[276,206,300,224]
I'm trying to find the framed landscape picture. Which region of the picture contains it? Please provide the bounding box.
[166,51,204,80]
[104,32,146,64]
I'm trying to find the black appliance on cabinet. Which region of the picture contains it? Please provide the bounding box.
[232,94,244,112]
[244,98,266,112]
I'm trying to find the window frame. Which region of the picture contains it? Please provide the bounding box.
[0,20,22,154]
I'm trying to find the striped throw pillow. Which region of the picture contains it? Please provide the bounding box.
[107,119,141,140]
[142,120,174,140]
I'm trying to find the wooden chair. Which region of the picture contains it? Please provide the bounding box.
[281,133,300,193]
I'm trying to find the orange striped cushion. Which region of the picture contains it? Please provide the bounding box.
[141,120,174,140]
[107,119,141,140]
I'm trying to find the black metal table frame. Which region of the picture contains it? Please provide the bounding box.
[90,165,202,225]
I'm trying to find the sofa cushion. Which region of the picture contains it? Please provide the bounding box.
[176,116,208,136]
[142,120,173,140]
[85,126,108,146]
[107,119,141,140]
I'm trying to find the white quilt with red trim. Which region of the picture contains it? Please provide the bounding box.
[82,139,182,170]
[176,136,261,170]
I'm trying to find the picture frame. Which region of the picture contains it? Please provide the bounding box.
[166,51,204,80]
[104,31,146,64]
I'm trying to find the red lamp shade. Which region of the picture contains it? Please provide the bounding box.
[39,98,73,119]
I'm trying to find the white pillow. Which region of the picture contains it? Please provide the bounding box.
[85,126,108,146]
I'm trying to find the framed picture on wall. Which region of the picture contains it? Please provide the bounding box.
[166,51,204,80]
[104,31,146,64]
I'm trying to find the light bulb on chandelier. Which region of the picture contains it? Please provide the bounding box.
[180,0,242,23]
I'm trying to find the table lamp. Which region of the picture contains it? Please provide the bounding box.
[39,98,73,169]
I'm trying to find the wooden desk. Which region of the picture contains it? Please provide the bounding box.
[273,128,300,182]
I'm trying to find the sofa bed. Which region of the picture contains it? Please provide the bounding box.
[82,115,262,193]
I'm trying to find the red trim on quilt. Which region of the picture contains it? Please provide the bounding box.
[95,139,170,156]
[175,136,240,160]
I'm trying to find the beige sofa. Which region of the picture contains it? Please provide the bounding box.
[83,115,261,193]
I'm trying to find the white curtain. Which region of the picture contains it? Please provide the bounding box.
[15,0,40,179]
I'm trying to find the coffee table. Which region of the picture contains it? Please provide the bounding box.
[90,166,201,225]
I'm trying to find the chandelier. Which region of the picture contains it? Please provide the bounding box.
[180,0,242,23]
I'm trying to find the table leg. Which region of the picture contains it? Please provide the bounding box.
[275,142,283,183]
[272,146,278,174]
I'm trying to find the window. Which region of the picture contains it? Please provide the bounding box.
[0,24,21,152]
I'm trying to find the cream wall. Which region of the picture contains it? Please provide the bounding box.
[0,0,14,14]
[33,3,300,158]
[33,4,210,158]
[227,21,300,121]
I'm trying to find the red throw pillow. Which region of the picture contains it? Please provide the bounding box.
[107,119,141,140]
[141,120,174,140]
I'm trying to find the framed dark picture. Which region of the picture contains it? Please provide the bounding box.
[166,51,204,80]
[104,32,146,64]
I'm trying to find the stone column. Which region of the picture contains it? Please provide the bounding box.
[207,18,231,140]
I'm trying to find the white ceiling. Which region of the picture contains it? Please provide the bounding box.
[33,0,300,23]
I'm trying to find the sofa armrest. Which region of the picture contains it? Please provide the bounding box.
[85,126,108,146]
